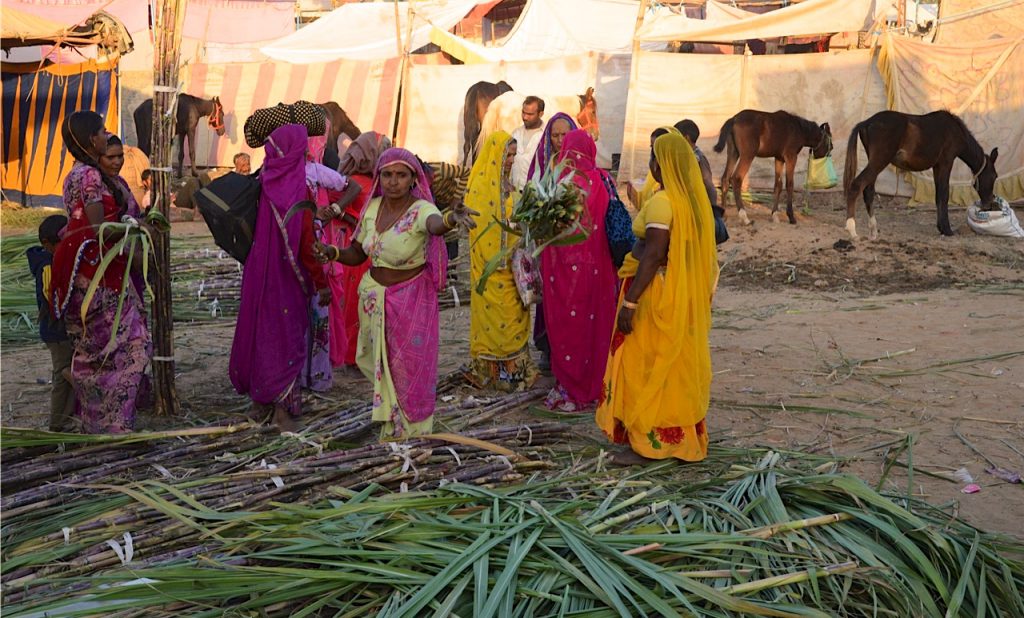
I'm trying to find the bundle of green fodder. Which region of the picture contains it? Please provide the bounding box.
[3,448,1020,617]
[1,392,569,610]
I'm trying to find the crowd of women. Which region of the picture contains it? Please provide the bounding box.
[50,106,720,464]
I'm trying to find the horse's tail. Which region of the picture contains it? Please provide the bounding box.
[843,120,865,194]
[713,117,734,153]
[133,99,152,158]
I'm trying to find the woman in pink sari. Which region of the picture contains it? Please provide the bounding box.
[302,123,349,391]
[319,148,477,440]
[541,129,618,411]
[230,124,331,431]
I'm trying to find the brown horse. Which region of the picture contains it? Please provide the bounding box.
[318,101,361,156]
[843,110,999,240]
[462,80,514,166]
[133,94,226,177]
[715,109,832,226]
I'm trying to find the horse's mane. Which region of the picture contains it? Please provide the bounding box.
[788,112,820,137]
[939,109,983,159]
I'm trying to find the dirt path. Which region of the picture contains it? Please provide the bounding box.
[3,194,1022,537]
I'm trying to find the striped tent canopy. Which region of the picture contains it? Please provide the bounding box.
[179,53,449,170]
[2,58,119,207]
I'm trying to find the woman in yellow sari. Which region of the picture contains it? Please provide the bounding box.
[596,132,719,463]
[465,131,539,390]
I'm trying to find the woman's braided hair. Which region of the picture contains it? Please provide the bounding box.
[62,111,127,215]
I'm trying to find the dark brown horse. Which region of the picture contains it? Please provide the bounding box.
[134,94,226,177]
[715,109,832,226]
[462,80,514,166]
[318,101,362,159]
[844,110,999,239]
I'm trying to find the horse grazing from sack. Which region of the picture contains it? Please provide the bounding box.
[715,109,832,226]
[462,80,514,166]
[134,94,226,177]
[843,110,999,240]
[318,101,362,157]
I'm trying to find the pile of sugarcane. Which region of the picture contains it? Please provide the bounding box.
[3,443,1021,617]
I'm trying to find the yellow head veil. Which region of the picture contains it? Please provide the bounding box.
[467,131,515,257]
[636,126,682,209]
[624,132,719,434]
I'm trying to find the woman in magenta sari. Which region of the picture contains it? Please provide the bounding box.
[541,129,618,411]
[230,124,331,431]
[319,148,477,440]
[528,112,578,368]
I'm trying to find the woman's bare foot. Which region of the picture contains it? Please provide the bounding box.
[272,408,301,433]
[609,449,653,466]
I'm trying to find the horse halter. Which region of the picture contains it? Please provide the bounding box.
[971,154,988,183]
[208,102,224,131]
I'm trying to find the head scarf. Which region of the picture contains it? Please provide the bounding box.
[466,131,513,226]
[371,147,434,202]
[557,130,609,231]
[637,125,682,209]
[624,132,718,435]
[306,118,330,165]
[339,131,392,176]
[262,124,310,219]
[527,112,578,181]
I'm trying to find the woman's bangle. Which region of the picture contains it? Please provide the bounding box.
[622,300,639,310]
[329,245,341,261]
[443,211,455,228]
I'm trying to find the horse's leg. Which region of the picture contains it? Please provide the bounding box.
[189,126,198,178]
[933,162,954,236]
[177,132,186,178]
[784,155,797,224]
[863,184,878,240]
[771,158,783,223]
[719,151,734,211]
[732,154,755,226]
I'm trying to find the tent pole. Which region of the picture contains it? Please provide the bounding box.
[149,0,188,416]
[393,2,415,144]
[623,0,650,184]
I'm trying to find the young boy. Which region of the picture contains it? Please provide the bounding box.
[27,214,75,431]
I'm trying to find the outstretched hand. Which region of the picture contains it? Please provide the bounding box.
[450,202,479,230]
[312,242,332,264]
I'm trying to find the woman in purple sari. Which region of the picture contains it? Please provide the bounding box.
[229,124,331,431]
[541,129,618,411]
[319,148,477,440]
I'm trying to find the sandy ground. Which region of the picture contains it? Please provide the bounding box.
[2,192,1022,538]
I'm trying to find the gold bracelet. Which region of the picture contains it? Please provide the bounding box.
[622,300,639,309]
[443,211,455,227]
[330,245,340,261]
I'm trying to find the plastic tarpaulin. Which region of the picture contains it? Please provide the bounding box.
[2,58,120,207]
[878,33,1024,205]
[180,57,402,169]
[429,0,642,63]
[619,48,895,197]
[934,0,1024,44]
[398,52,630,169]
[636,0,882,42]
[261,0,483,63]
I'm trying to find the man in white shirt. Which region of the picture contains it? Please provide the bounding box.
[510,96,545,190]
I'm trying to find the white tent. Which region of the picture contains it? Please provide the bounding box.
[637,0,887,43]
[261,0,484,63]
[429,0,645,63]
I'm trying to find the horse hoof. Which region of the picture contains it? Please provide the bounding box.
[771,212,780,223]
[738,211,752,226]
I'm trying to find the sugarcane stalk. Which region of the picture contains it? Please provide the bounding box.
[149,0,189,415]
